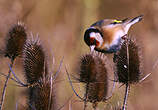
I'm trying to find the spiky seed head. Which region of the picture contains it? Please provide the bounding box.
[5,22,27,60]
[78,52,109,105]
[23,36,55,110]
[23,37,48,84]
[114,37,142,84]
[28,76,54,110]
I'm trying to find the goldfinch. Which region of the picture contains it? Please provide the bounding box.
[84,15,143,53]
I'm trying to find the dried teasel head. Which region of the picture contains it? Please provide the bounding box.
[23,36,48,84]
[77,52,110,108]
[28,76,54,110]
[23,36,55,110]
[114,37,142,84]
[27,58,63,110]
[5,21,27,60]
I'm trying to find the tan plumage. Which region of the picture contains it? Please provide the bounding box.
[84,15,143,53]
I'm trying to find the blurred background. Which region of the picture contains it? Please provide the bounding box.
[0,0,158,110]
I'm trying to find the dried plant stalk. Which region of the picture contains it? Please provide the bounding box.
[0,61,14,110]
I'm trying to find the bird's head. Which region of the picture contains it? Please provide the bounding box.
[84,27,103,52]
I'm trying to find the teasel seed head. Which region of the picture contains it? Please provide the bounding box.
[23,36,48,84]
[28,76,54,110]
[114,37,142,84]
[77,51,109,108]
[5,21,27,60]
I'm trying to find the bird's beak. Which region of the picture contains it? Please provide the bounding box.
[90,45,95,52]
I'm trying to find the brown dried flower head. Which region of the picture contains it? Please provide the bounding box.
[23,37,48,84]
[23,36,55,110]
[5,21,27,60]
[28,76,54,110]
[114,37,142,84]
[78,52,109,108]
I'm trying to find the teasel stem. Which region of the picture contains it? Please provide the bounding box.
[105,77,116,100]
[8,65,28,87]
[0,64,28,88]
[122,83,129,110]
[65,66,84,101]
[83,82,89,110]
[122,39,130,110]
[0,72,22,86]
[69,100,72,110]
[48,75,53,110]
[52,57,64,83]
[0,59,14,110]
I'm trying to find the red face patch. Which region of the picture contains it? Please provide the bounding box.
[90,38,95,44]
[90,38,100,47]
[95,40,99,47]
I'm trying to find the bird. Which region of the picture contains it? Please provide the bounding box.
[84,15,143,53]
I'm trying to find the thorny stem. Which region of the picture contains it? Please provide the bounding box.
[84,83,89,110]
[9,64,28,87]
[52,57,64,83]
[122,83,129,110]
[65,66,84,101]
[105,77,116,100]
[48,75,53,110]
[69,100,72,110]
[0,72,21,85]
[0,59,14,110]
[65,66,91,109]
[16,102,18,110]
[122,39,130,110]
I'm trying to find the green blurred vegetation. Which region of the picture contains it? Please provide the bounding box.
[0,0,158,110]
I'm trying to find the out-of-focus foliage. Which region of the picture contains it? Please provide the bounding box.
[0,0,158,110]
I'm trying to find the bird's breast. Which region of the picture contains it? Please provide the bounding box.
[100,26,124,50]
